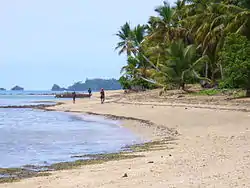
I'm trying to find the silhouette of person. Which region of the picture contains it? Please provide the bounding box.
[72,91,76,104]
[100,88,105,104]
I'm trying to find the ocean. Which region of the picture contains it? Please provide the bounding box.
[0,91,141,168]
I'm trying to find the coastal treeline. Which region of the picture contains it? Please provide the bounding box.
[115,0,250,95]
[52,78,121,91]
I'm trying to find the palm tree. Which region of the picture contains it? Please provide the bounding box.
[147,1,176,44]
[154,40,209,89]
[180,0,250,81]
[120,56,138,79]
[115,22,134,56]
[115,23,147,56]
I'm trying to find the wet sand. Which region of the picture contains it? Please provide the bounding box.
[1,90,250,188]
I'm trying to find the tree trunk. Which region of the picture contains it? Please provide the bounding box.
[180,82,185,90]
[205,62,208,78]
[219,64,223,80]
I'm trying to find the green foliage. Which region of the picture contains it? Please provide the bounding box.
[191,88,246,97]
[115,0,250,91]
[191,89,221,96]
[119,76,156,90]
[119,76,131,89]
[165,40,198,88]
[219,33,250,89]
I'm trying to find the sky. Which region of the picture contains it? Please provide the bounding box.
[0,0,175,90]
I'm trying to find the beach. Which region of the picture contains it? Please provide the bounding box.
[1,90,250,188]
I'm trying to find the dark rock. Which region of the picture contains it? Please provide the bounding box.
[122,173,128,178]
[177,95,184,98]
[169,154,172,157]
[148,161,154,164]
[11,85,24,91]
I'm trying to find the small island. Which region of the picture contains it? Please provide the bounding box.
[0,88,6,91]
[11,86,24,91]
[51,84,67,91]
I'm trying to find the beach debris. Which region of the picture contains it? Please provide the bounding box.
[122,173,128,178]
[169,154,172,157]
[185,107,188,109]
[148,161,154,164]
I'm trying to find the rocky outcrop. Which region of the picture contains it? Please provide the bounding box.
[51,84,67,91]
[11,86,24,91]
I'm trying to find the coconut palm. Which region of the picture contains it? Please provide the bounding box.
[180,0,250,80]
[154,40,210,89]
[115,22,134,56]
[115,0,250,92]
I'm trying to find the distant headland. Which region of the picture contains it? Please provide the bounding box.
[11,86,24,91]
[51,78,121,91]
[51,84,67,91]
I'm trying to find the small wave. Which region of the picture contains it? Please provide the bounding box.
[0,104,55,109]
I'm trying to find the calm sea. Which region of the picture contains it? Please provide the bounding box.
[0,91,141,168]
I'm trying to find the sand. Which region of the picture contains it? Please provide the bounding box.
[1,90,250,188]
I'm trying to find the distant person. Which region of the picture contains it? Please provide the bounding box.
[100,88,105,104]
[72,91,76,104]
[88,88,92,97]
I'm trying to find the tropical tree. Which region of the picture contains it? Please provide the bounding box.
[115,22,134,56]
[154,40,209,89]
[115,0,250,95]
[219,33,250,95]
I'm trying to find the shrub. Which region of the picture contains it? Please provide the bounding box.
[219,33,250,95]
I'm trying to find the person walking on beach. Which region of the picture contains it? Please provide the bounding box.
[88,88,92,97]
[100,88,105,104]
[72,91,76,104]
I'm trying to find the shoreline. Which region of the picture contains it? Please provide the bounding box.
[0,96,175,184]
[1,90,250,187]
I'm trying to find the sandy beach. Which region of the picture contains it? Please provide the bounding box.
[1,90,250,188]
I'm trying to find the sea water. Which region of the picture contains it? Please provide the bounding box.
[0,91,141,168]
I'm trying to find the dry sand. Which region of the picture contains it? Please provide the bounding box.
[1,90,250,188]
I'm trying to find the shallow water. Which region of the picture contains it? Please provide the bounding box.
[0,92,141,168]
[0,91,70,106]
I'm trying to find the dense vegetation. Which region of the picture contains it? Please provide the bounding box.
[115,0,250,95]
[52,79,121,91]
